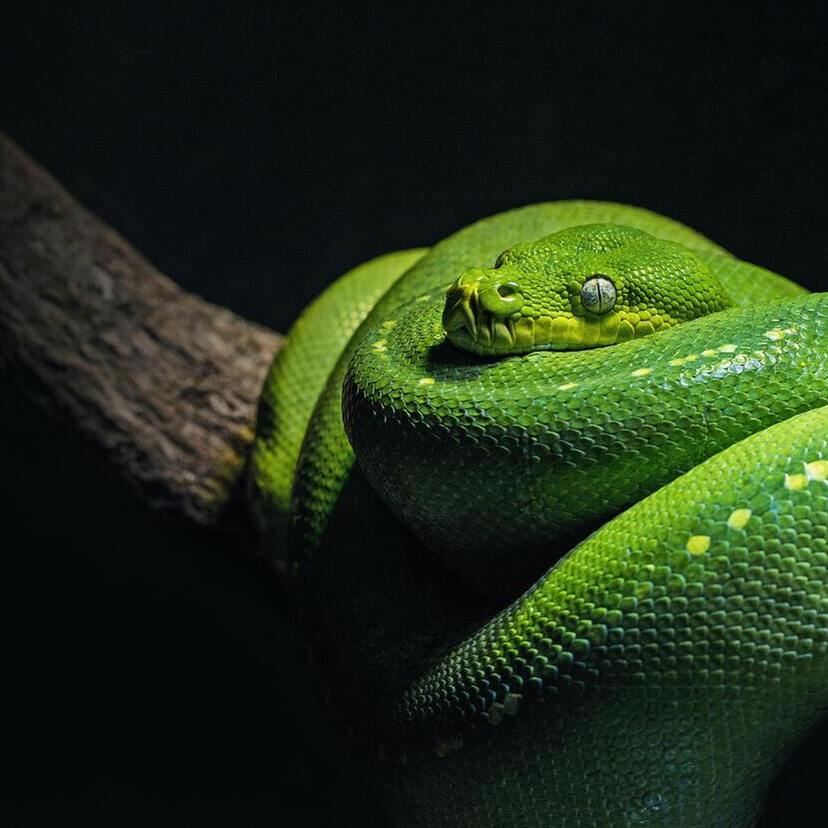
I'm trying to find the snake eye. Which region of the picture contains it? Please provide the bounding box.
[496,282,518,298]
[580,275,616,315]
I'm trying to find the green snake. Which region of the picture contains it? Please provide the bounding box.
[248,202,828,826]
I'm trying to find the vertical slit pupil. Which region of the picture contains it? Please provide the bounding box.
[583,275,614,313]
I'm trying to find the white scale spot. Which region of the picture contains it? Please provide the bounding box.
[805,460,828,481]
[631,367,652,377]
[503,693,521,716]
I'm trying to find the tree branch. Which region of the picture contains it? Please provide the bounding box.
[0,132,282,531]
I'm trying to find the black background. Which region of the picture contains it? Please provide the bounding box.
[3,2,828,825]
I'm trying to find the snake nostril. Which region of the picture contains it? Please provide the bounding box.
[479,280,524,316]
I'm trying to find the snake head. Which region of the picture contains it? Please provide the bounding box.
[442,223,732,356]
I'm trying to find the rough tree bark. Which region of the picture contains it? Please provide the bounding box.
[0,132,282,533]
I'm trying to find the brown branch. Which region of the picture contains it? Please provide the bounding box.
[0,132,283,531]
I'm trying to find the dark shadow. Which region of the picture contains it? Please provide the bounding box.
[0,386,390,826]
[294,461,495,728]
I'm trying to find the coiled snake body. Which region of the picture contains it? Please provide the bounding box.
[249,202,828,826]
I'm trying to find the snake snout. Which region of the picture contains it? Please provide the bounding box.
[443,269,525,352]
[478,278,524,317]
[443,274,481,337]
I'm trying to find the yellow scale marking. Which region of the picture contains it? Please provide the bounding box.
[784,460,828,491]
[805,460,828,481]
[686,535,711,555]
[785,473,809,491]
[668,353,701,367]
[727,509,752,530]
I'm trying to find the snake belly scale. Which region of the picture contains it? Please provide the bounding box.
[249,201,828,826]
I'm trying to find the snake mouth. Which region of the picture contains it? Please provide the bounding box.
[443,281,482,339]
[443,275,534,355]
[443,303,525,353]
[443,283,616,355]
